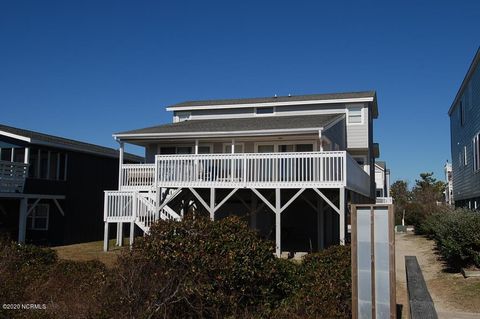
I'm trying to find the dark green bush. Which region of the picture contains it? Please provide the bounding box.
[115,216,281,318]
[274,245,352,319]
[419,208,480,269]
[0,217,353,319]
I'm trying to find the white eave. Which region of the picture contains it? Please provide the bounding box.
[166,97,375,112]
[114,127,324,141]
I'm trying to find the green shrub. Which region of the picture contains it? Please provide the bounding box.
[0,218,353,319]
[114,216,283,318]
[275,245,352,319]
[419,209,480,269]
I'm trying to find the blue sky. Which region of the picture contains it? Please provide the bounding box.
[0,1,479,186]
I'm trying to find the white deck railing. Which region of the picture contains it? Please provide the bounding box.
[104,190,180,230]
[0,160,29,193]
[119,151,370,196]
[376,197,393,204]
[120,163,156,190]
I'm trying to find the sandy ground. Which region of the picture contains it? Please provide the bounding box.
[396,233,480,319]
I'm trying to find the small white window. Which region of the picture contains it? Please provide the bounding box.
[348,106,363,124]
[255,107,274,115]
[473,134,480,172]
[464,146,468,166]
[27,204,49,231]
[176,112,191,122]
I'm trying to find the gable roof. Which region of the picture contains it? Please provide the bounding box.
[115,113,344,140]
[448,47,480,115]
[0,124,143,161]
[166,91,378,118]
[169,91,376,108]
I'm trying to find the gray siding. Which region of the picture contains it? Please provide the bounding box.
[450,61,480,202]
[346,107,369,149]
[187,107,254,119]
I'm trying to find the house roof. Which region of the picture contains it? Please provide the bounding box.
[448,47,480,115]
[115,113,344,140]
[168,91,376,108]
[0,124,143,161]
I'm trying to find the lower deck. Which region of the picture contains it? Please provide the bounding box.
[104,186,372,255]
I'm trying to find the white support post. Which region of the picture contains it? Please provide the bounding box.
[129,222,135,247]
[24,147,29,164]
[231,139,235,181]
[11,148,14,162]
[339,187,346,245]
[318,129,324,152]
[117,222,123,246]
[103,222,109,252]
[194,140,199,179]
[118,141,124,189]
[210,188,215,220]
[275,188,281,257]
[18,198,28,244]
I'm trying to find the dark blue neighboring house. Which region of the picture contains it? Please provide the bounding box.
[448,47,480,208]
[0,124,142,246]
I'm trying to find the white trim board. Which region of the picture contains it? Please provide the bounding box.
[166,97,374,111]
[115,127,324,140]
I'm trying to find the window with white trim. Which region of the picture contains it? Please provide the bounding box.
[347,106,363,124]
[27,204,49,231]
[464,146,468,166]
[255,107,274,115]
[473,133,480,172]
[176,112,191,122]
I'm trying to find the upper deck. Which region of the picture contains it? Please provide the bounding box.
[119,151,371,197]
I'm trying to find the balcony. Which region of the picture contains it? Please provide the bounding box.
[0,160,29,193]
[120,151,371,197]
[376,197,393,204]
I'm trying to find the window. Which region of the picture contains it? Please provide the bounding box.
[464,146,468,166]
[257,145,274,153]
[28,149,67,180]
[224,144,244,153]
[0,148,12,161]
[176,146,192,154]
[29,149,39,178]
[460,101,465,126]
[176,112,191,122]
[39,150,49,179]
[160,147,176,154]
[348,106,363,124]
[197,146,211,154]
[295,144,314,152]
[27,204,49,231]
[473,133,480,172]
[49,152,59,179]
[255,107,274,115]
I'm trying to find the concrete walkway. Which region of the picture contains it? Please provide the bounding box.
[395,233,480,319]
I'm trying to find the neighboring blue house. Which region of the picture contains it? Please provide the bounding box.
[448,47,480,208]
